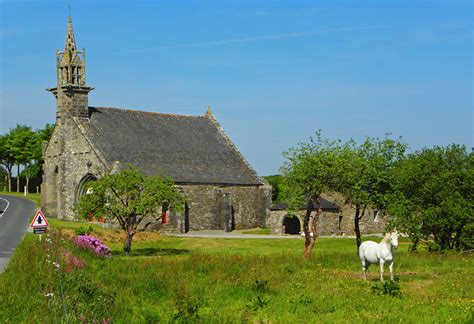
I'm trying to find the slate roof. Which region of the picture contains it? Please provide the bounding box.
[83,107,261,185]
[270,197,339,212]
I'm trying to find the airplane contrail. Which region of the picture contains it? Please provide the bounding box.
[127,25,385,52]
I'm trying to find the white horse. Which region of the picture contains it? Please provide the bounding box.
[359,230,398,281]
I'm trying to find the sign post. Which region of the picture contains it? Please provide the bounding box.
[30,210,49,241]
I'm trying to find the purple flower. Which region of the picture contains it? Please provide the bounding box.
[75,235,111,258]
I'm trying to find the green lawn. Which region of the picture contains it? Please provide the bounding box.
[0,218,472,322]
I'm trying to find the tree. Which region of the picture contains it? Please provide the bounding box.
[0,123,54,193]
[281,132,344,259]
[7,125,34,192]
[281,133,406,258]
[389,145,473,251]
[37,123,55,145]
[0,133,15,192]
[20,163,41,193]
[336,136,406,250]
[76,167,187,254]
[264,175,284,203]
[0,167,6,191]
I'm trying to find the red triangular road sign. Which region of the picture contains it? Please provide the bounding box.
[31,210,49,228]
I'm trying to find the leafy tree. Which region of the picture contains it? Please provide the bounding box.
[0,123,53,193]
[336,136,406,250]
[0,133,15,192]
[7,125,35,192]
[37,123,55,144]
[282,132,406,257]
[76,167,187,254]
[264,175,284,203]
[281,132,344,259]
[389,145,473,251]
[0,167,6,191]
[20,163,41,193]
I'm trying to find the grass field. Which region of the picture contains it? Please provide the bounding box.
[0,217,472,323]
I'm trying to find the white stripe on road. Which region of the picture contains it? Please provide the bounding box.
[0,197,10,218]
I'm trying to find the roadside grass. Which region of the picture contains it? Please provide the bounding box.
[0,219,472,322]
[0,191,41,208]
[241,227,272,235]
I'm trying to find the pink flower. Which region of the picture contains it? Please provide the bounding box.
[75,235,111,258]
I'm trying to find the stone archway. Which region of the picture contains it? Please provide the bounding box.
[282,214,301,235]
[75,173,97,206]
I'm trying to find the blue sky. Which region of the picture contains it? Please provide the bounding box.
[0,0,472,175]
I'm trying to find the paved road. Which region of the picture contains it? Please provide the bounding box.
[0,195,36,273]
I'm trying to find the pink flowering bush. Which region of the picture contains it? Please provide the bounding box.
[62,249,86,272]
[75,235,112,258]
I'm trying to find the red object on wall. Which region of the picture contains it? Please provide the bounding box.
[163,211,167,224]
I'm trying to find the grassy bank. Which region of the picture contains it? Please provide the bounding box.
[0,219,472,322]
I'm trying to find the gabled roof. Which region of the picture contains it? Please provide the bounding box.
[83,107,261,185]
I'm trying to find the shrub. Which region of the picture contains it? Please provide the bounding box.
[371,280,402,297]
[75,226,94,236]
[75,235,111,258]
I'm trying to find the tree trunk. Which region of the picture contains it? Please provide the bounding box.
[25,176,29,194]
[303,194,322,260]
[303,206,314,260]
[123,233,133,255]
[409,236,419,252]
[354,207,362,251]
[7,171,11,192]
[16,165,20,193]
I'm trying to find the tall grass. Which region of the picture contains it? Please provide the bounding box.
[0,225,472,322]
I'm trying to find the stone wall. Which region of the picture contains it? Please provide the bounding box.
[267,193,387,236]
[173,184,271,231]
[42,117,108,220]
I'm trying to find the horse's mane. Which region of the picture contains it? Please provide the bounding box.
[381,233,392,244]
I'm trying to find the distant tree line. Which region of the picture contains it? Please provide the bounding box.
[0,124,54,193]
[279,131,473,256]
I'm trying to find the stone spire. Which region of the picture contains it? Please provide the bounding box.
[47,15,93,120]
[64,16,77,55]
[55,15,87,86]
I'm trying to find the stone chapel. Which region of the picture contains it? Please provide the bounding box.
[41,16,272,232]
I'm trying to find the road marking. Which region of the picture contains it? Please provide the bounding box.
[0,197,10,218]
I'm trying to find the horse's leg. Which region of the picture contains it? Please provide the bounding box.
[361,260,367,280]
[379,260,385,282]
[389,261,394,281]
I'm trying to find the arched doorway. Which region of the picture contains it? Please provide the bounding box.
[75,173,97,205]
[282,214,300,234]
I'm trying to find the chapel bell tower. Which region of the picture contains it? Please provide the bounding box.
[47,15,93,121]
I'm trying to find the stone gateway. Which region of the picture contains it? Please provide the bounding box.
[41,16,272,232]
